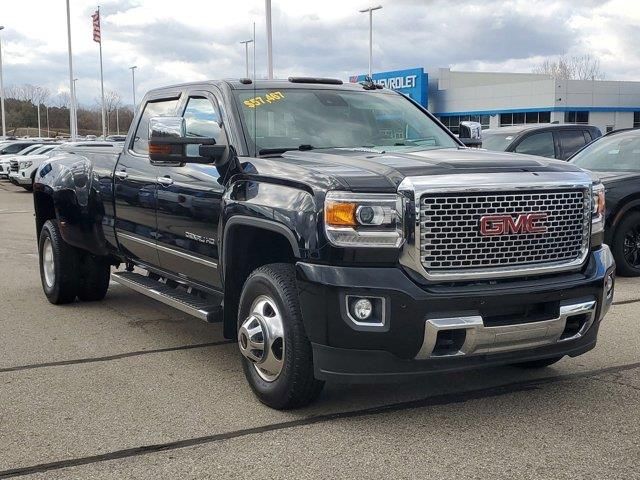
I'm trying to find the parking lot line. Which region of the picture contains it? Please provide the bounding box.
[0,339,233,374]
[1,360,638,479]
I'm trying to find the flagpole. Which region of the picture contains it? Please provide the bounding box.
[96,6,106,139]
[66,0,77,141]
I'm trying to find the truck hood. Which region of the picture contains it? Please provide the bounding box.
[278,147,588,191]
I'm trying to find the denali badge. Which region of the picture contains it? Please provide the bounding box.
[479,213,548,236]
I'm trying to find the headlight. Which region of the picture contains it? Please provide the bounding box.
[324,191,404,247]
[19,161,32,169]
[591,183,605,235]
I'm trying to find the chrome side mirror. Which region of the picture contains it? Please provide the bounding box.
[148,116,227,164]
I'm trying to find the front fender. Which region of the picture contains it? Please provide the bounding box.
[220,179,322,261]
[34,155,110,256]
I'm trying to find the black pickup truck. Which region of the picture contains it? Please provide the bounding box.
[33,78,615,409]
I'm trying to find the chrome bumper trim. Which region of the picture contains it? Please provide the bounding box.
[415,299,597,360]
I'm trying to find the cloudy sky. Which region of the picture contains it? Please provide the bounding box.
[1,0,639,107]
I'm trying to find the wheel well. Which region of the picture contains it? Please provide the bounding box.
[33,191,56,237]
[609,202,640,243]
[222,224,295,339]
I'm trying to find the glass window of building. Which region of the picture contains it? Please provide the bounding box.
[565,111,589,124]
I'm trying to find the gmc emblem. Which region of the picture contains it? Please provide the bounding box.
[479,213,548,236]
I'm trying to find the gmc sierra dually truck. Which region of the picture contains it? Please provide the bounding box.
[34,78,615,409]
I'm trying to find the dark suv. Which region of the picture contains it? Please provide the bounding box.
[482,124,602,160]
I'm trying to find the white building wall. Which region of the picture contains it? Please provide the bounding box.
[430,69,640,132]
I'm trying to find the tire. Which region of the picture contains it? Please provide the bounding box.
[39,219,79,304]
[77,253,110,301]
[511,356,564,369]
[237,263,324,409]
[612,211,640,277]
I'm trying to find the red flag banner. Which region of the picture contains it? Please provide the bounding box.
[92,10,101,43]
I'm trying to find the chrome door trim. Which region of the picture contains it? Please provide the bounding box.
[118,232,218,269]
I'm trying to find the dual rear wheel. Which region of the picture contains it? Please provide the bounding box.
[39,219,110,304]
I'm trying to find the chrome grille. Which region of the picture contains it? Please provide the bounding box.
[10,160,19,172]
[420,189,590,272]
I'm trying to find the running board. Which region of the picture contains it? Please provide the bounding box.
[111,271,222,322]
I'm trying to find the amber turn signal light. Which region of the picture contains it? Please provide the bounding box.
[325,201,357,227]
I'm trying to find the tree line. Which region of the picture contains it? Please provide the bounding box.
[2,84,134,137]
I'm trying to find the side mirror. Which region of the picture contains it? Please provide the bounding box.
[458,121,483,148]
[148,116,227,164]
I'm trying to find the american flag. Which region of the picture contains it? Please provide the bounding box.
[91,9,101,43]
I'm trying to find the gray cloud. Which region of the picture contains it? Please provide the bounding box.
[1,0,632,106]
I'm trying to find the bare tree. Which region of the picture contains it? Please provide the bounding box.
[97,90,122,135]
[533,54,605,80]
[55,91,71,108]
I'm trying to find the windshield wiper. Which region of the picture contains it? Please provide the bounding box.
[258,144,315,156]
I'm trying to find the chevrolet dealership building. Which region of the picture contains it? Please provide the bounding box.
[352,68,640,135]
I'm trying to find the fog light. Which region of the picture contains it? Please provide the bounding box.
[353,298,373,320]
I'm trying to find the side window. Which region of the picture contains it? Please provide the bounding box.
[182,97,225,157]
[131,98,179,154]
[559,130,588,158]
[514,132,555,158]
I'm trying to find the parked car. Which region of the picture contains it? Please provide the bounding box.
[8,145,60,189]
[33,78,614,409]
[0,140,41,155]
[9,142,116,190]
[570,128,640,276]
[0,144,45,179]
[482,124,602,160]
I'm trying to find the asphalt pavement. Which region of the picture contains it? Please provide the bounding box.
[0,181,638,479]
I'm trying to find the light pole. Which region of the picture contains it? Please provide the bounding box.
[46,106,49,137]
[0,26,6,139]
[129,65,137,109]
[359,5,382,78]
[73,78,78,136]
[65,0,77,141]
[265,0,273,79]
[239,40,253,78]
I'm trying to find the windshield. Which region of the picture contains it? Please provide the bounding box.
[481,133,517,151]
[570,131,640,171]
[234,88,458,154]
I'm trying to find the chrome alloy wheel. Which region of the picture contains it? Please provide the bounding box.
[238,295,285,382]
[42,237,55,288]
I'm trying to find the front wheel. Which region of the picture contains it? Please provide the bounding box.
[612,211,640,277]
[237,263,324,409]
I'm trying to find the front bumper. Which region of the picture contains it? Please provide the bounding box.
[296,245,615,383]
[8,172,20,185]
[15,171,32,185]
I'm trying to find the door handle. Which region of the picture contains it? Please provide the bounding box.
[157,176,174,186]
[114,170,128,180]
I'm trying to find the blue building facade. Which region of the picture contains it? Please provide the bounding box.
[350,67,428,107]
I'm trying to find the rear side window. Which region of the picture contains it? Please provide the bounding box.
[558,130,588,159]
[131,99,179,154]
[514,132,555,158]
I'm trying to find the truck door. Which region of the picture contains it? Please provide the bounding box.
[114,96,180,267]
[155,91,226,289]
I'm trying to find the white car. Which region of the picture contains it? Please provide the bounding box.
[0,144,46,179]
[10,142,120,190]
[9,145,62,190]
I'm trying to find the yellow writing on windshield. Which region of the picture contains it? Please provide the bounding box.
[243,91,285,108]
